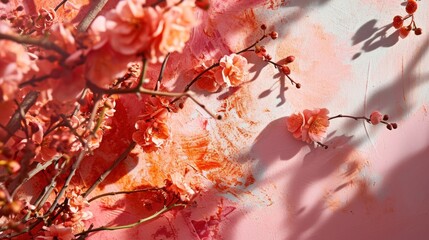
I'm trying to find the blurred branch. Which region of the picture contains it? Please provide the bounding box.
[77,0,109,32]
[1,91,39,143]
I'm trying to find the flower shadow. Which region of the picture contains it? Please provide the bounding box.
[251,117,304,164]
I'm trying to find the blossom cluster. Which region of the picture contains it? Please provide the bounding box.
[287,109,397,148]
[0,0,403,238]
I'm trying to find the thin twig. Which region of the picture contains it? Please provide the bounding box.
[88,188,159,202]
[0,33,69,58]
[54,0,68,11]
[182,63,220,93]
[87,81,219,119]
[45,98,102,216]
[328,114,370,122]
[75,204,187,236]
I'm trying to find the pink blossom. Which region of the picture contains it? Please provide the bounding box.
[132,97,172,152]
[0,23,37,101]
[149,0,197,62]
[85,43,133,88]
[286,112,305,139]
[104,0,163,56]
[38,224,74,240]
[219,54,248,87]
[133,118,170,152]
[287,108,330,143]
[370,111,383,125]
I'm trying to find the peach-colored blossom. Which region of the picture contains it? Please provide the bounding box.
[370,111,383,125]
[286,112,305,139]
[85,43,133,88]
[219,53,248,87]
[301,108,330,143]
[133,118,170,152]
[132,97,172,152]
[104,0,162,56]
[38,224,74,240]
[94,0,197,62]
[287,108,330,144]
[0,23,37,101]
[149,0,197,62]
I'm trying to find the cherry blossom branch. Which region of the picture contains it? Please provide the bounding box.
[181,28,274,92]
[77,0,109,32]
[0,33,69,58]
[34,158,68,213]
[236,34,268,55]
[87,81,219,119]
[1,91,39,143]
[44,98,102,216]
[83,142,137,198]
[88,187,160,202]
[75,203,187,236]
[267,60,301,88]
[18,74,51,88]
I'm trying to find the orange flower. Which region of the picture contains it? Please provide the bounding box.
[132,97,171,152]
[132,118,170,152]
[219,54,248,87]
[286,112,305,139]
[150,0,197,62]
[287,108,330,144]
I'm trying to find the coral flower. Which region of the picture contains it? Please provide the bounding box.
[150,0,197,62]
[219,54,248,87]
[286,112,305,139]
[287,108,330,144]
[0,23,37,101]
[38,224,74,240]
[132,118,170,152]
[104,0,162,56]
[85,43,133,88]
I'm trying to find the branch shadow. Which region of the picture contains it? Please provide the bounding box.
[352,20,399,60]
[293,146,429,240]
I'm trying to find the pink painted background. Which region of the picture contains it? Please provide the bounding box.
[81,0,429,239]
